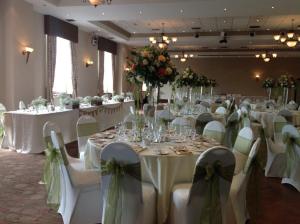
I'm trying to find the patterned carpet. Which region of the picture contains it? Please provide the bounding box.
[0,145,300,224]
[0,150,62,224]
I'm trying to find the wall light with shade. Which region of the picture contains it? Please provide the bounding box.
[22,47,34,64]
[85,59,94,67]
[255,73,261,82]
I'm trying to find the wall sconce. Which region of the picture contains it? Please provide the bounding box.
[22,47,34,64]
[85,60,94,67]
[255,74,261,82]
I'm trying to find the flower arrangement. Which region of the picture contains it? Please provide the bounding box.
[31,96,47,108]
[262,78,275,89]
[112,95,125,103]
[207,79,217,87]
[125,45,178,87]
[58,93,71,106]
[83,96,92,104]
[71,99,80,109]
[91,96,103,106]
[278,75,295,88]
[175,67,199,88]
[197,75,208,87]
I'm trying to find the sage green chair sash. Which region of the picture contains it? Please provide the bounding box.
[189,161,234,224]
[282,133,300,177]
[233,135,252,156]
[43,144,62,209]
[274,121,286,134]
[0,111,4,138]
[77,122,98,137]
[203,130,223,143]
[44,133,64,149]
[224,119,239,148]
[101,159,141,224]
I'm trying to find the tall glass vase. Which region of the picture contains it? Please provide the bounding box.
[210,87,214,97]
[267,88,272,101]
[200,86,203,99]
[283,87,289,108]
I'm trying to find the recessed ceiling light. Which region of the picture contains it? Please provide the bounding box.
[266,28,270,31]
[101,12,105,16]
[256,19,260,22]
[133,31,136,34]
[223,20,226,23]
[224,8,227,12]
[180,9,184,14]
[271,6,275,9]
[182,30,185,33]
[209,29,212,32]
[139,10,142,15]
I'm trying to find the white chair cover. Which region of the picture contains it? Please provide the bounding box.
[194,104,208,114]
[228,138,261,224]
[224,112,240,148]
[100,142,156,224]
[156,109,175,121]
[76,115,98,160]
[232,127,254,175]
[195,112,213,135]
[171,117,193,133]
[203,121,225,143]
[200,101,210,108]
[170,147,235,224]
[215,106,227,115]
[51,131,102,224]
[0,103,6,138]
[273,115,287,144]
[281,125,300,191]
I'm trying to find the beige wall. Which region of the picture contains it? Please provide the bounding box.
[115,44,131,94]
[171,57,300,96]
[0,0,127,110]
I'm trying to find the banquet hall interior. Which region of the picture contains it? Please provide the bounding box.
[1,0,300,223]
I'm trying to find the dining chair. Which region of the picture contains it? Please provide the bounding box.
[100,142,156,224]
[228,137,261,224]
[281,125,300,192]
[215,106,227,115]
[51,130,102,224]
[76,115,98,160]
[200,101,210,109]
[203,120,225,143]
[195,112,213,135]
[232,127,254,175]
[169,146,235,224]
[273,115,287,144]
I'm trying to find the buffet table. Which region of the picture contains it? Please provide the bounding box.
[1,101,134,154]
[84,129,221,224]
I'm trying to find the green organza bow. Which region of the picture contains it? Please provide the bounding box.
[282,133,300,177]
[43,143,62,209]
[101,159,142,224]
[189,161,234,224]
[225,118,239,148]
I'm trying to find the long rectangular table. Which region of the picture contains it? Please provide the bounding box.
[1,101,134,154]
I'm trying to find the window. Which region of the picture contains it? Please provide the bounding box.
[103,51,114,93]
[53,37,73,94]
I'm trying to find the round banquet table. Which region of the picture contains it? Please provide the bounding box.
[84,130,221,224]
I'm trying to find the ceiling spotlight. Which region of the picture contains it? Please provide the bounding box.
[273,35,280,41]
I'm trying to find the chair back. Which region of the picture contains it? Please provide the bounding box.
[43,121,62,148]
[195,113,213,135]
[273,115,287,142]
[203,121,225,143]
[156,109,175,121]
[233,127,254,156]
[215,106,227,115]
[187,147,235,224]
[278,109,292,123]
[100,142,143,224]
[200,101,210,108]
[243,138,261,174]
[171,117,193,133]
[50,131,69,166]
[76,115,98,156]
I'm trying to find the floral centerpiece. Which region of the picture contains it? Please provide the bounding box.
[278,75,295,107]
[262,78,275,100]
[91,96,103,106]
[125,45,178,107]
[112,95,125,103]
[175,67,199,88]
[71,99,80,109]
[31,96,47,111]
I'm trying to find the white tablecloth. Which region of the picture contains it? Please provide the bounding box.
[85,131,219,224]
[79,101,134,131]
[1,109,79,153]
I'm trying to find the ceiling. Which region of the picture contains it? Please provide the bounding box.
[25,0,300,56]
